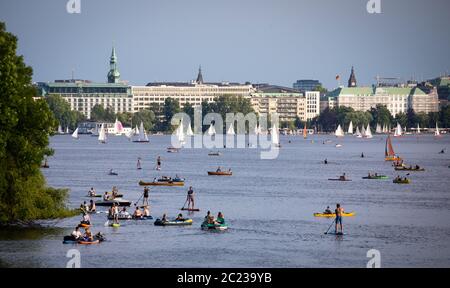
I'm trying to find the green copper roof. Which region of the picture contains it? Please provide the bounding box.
[327,86,426,97]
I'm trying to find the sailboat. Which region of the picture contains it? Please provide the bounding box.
[394,123,402,137]
[134,125,139,136]
[385,135,401,161]
[133,122,149,143]
[376,123,382,134]
[361,125,366,138]
[98,123,107,144]
[114,118,124,135]
[417,123,421,134]
[365,124,373,138]
[227,123,235,135]
[57,125,64,135]
[254,124,260,135]
[186,122,194,136]
[177,121,185,144]
[435,122,441,137]
[355,126,362,138]
[71,128,79,139]
[207,123,216,136]
[303,125,307,139]
[347,121,353,134]
[335,125,344,137]
[271,123,280,147]
[65,127,69,134]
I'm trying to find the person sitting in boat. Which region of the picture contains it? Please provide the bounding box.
[339,173,347,181]
[161,213,168,222]
[216,212,225,224]
[395,175,401,182]
[112,186,119,198]
[440,149,445,154]
[374,173,378,177]
[216,166,222,172]
[324,159,328,164]
[361,152,365,158]
[143,206,151,217]
[109,169,115,175]
[228,168,232,172]
[204,211,211,221]
[415,165,420,170]
[175,213,185,221]
[88,200,96,213]
[71,226,83,240]
[88,187,96,197]
[206,212,215,224]
[324,206,332,214]
[103,192,109,201]
[119,207,130,217]
[83,228,94,242]
[133,206,143,218]
[367,172,372,178]
[80,213,91,225]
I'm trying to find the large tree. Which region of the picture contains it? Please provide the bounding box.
[369,105,393,127]
[161,98,180,132]
[46,94,85,130]
[0,23,74,223]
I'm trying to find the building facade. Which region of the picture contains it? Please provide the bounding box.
[250,85,320,122]
[293,79,322,92]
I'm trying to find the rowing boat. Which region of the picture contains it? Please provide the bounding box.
[201,221,228,231]
[154,218,193,226]
[362,175,388,180]
[95,198,132,207]
[394,167,425,171]
[138,180,184,186]
[314,212,355,217]
[393,178,410,184]
[328,178,351,181]
[207,171,232,176]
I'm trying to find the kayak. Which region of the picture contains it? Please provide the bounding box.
[328,178,351,181]
[95,198,132,207]
[86,195,102,198]
[201,221,228,231]
[157,177,185,183]
[207,171,232,176]
[109,223,120,227]
[63,233,105,244]
[314,212,355,217]
[394,167,425,171]
[393,179,410,184]
[139,180,184,186]
[108,172,118,176]
[78,240,100,244]
[154,218,193,226]
[208,152,221,156]
[362,175,388,180]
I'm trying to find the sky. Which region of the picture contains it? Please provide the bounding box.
[1,0,449,89]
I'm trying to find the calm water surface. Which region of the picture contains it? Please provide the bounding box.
[1,134,450,267]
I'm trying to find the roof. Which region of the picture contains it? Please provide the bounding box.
[255,85,301,94]
[327,86,426,97]
[44,82,128,88]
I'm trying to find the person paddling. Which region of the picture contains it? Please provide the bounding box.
[143,186,149,206]
[335,203,344,234]
[156,156,161,170]
[137,157,142,170]
[361,152,365,158]
[71,226,82,240]
[187,186,195,210]
[88,187,96,197]
[324,158,328,164]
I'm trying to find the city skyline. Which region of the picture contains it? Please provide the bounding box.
[1,0,450,89]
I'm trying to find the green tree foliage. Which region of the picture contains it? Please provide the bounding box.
[416,112,429,128]
[344,111,373,128]
[46,94,85,131]
[439,106,450,128]
[131,110,156,131]
[160,98,180,132]
[394,112,408,128]
[0,23,75,223]
[316,107,337,132]
[90,104,116,122]
[369,105,393,127]
[406,108,418,128]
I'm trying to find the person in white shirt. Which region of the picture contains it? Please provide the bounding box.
[71,226,83,240]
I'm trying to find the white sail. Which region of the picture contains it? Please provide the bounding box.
[177,121,185,143]
[417,123,421,134]
[365,124,373,138]
[98,124,107,143]
[71,128,79,139]
[335,125,344,137]
[65,127,69,134]
[186,122,194,136]
[58,125,64,134]
[347,121,353,134]
[435,122,440,136]
[207,124,216,136]
[227,123,235,135]
[114,118,124,135]
[271,123,279,146]
[355,126,362,137]
[254,124,260,135]
[361,125,366,137]
[376,123,382,134]
[138,122,148,141]
[135,125,140,136]
[125,129,133,139]
[394,123,402,137]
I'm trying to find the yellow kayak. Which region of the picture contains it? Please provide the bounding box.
[314,212,355,217]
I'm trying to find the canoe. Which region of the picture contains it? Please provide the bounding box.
[393,179,410,184]
[362,175,388,180]
[78,240,100,245]
[95,198,132,207]
[394,167,425,171]
[107,215,153,220]
[180,208,200,212]
[314,212,355,217]
[86,195,102,198]
[108,172,118,176]
[154,218,193,226]
[201,221,228,231]
[63,234,105,244]
[139,180,184,186]
[208,152,221,156]
[157,178,185,183]
[207,171,232,176]
[328,178,351,181]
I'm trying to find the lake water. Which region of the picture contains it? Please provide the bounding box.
[1,134,450,268]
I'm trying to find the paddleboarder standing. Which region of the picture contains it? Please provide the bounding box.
[156,156,161,170]
[187,186,195,210]
[143,186,149,206]
[137,157,142,170]
[335,203,344,234]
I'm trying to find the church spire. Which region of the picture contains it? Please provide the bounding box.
[196,65,203,84]
[107,46,120,83]
[348,66,357,87]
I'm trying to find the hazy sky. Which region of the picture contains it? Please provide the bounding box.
[1,0,449,89]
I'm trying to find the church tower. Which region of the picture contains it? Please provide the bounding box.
[196,66,204,84]
[107,46,120,83]
[348,66,357,87]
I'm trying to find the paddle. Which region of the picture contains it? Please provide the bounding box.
[134,191,144,206]
[181,198,188,210]
[324,217,336,235]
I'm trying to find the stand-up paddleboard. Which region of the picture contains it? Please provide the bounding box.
[181,208,200,212]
